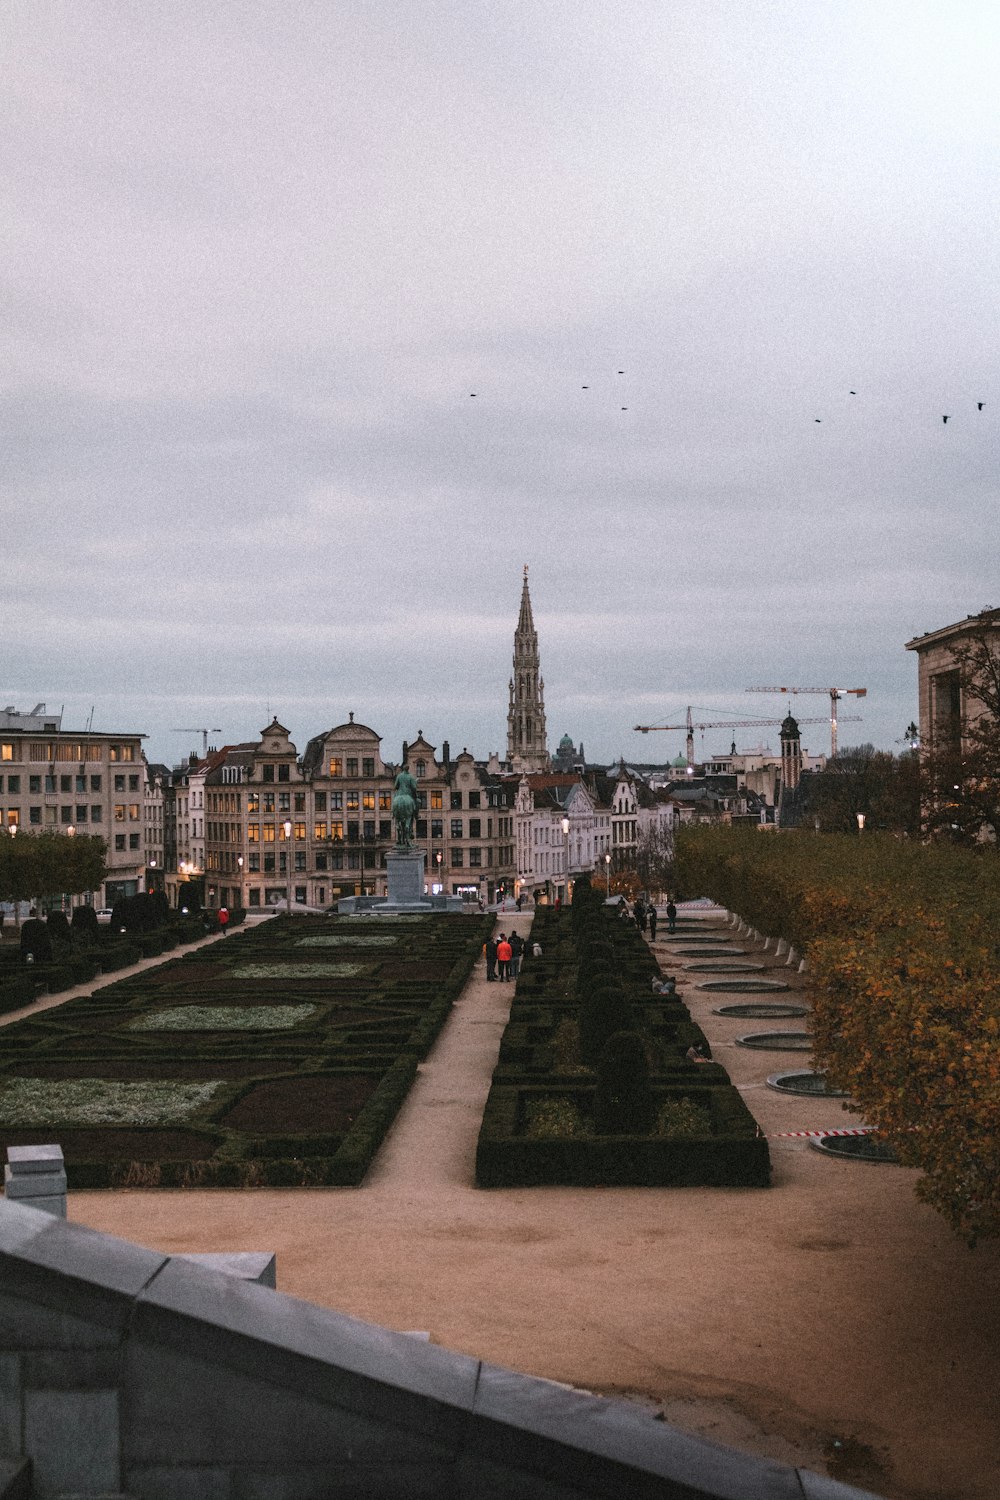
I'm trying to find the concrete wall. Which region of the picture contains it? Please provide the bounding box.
[0,1198,880,1500]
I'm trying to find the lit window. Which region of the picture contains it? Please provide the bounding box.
[346,791,359,811]
[1,744,12,762]
[128,805,140,821]
[294,821,306,840]
[314,821,328,840]
[329,757,342,776]
[362,791,375,810]
[248,824,260,842]
[330,820,344,840]
[430,790,443,810]
[114,805,126,821]
[262,823,275,842]
[379,791,391,810]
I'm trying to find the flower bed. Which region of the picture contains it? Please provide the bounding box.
[0,911,491,1188]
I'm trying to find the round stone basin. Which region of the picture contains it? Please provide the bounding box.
[675,948,747,958]
[714,1003,808,1020]
[662,933,730,943]
[684,961,766,973]
[736,1031,812,1051]
[810,1134,898,1164]
[697,979,791,993]
[767,1070,850,1097]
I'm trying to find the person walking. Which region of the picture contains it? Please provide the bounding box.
[634,898,647,934]
[496,933,512,981]
[666,899,677,934]
[486,935,498,980]
[218,905,230,936]
[509,929,524,979]
[648,904,658,940]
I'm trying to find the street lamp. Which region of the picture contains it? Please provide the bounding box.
[283,819,293,913]
[856,813,865,831]
[604,851,611,895]
[561,815,570,904]
[236,854,244,910]
[436,849,442,893]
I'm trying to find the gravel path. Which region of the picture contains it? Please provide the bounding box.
[41,908,1000,1498]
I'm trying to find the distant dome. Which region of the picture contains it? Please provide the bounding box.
[558,733,575,752]
[780,714,800,738]
[670,753,689,768]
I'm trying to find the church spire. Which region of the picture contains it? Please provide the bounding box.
[507,566,550,772]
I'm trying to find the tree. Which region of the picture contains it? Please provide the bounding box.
[634,824,675,899]
[0,833,107,915]
[923,623,1000,843]
[803,745,921,836]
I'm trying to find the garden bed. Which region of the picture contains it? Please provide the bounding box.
[0,912,490,1188]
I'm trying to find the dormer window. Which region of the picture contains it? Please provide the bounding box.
[415,759,426,778]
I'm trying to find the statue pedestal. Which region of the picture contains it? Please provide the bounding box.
[385,848,427,907]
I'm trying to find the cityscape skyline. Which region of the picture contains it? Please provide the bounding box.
[5,5,997,767]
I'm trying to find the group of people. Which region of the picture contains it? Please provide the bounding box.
[485,930,524,981]
[616,896,678,937]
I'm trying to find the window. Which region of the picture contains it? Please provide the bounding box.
[331,792,343,811]
[277,792,289,813]
[114,805,126,821]
[90,775,101,792]
[262,765,274,782]
[363,820,376,838]
[114,834,126,851]
[75,806,87,822]
[0,744,12,762]
[248,792,259,814]
[346,791,359,811]
[469,848,482,866]
[468,791,481,809]
[362,757,375,777]
[294,851,306,871]
[45,775,56,793]
[430,789,443,810]
[295,886,307,904]
[249,887,261,905]
[362,791,375,810]
[314,791,327,811]
[331,850,344,870]
[431,819,443,838]
[452,848,463,867]
[416,820,427,838]
[451,818,463,839]
[112,744,134,762]
[91,805,102,822]
[75,775,85,793]
[451,791,462,809]
[314,821,327,840]
[329,757,342,776]
[294,792,305,812]
[264,853,275,873]
[128,805,140,821]
[29,807,41,825]
[379,790,391,811]
[262,823,275,842]
[248,823,260,842]
[278,764,289,782]
[263,792,275,813]
[30,776,40,793]
[60,776,72,793]
[315,853,328,871]
[379,820,391,838]
[294,821,306,840]
[7,776,19,794]
[469,819,481,838]
[249,853,260,872]
[330,820,343,840]
[344,758,357,777]
[416,791,427,810]
[347,821,359,842]
[129,834,140,850]
[348,850,360,870]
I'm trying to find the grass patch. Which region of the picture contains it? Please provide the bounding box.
[131,1005,317,1032]
[0,1078,224,1127]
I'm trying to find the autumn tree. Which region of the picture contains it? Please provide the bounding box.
[0,833,107,915]
[803,745,921,836]
[922,621,1000,843]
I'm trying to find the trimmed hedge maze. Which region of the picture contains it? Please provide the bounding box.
[0,912,492,1188]
[476,882,769,1188]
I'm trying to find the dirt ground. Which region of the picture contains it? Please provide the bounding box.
[19,910,1000,1500]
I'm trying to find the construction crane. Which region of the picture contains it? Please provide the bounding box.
[171,728,222,758]
[745,687,867,757]
[634,707,858,769]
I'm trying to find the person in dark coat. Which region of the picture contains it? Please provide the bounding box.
[509,930,524,978]
[648,904,658,940]
[666,899,677,933]
[633,898,646,933]
[486,935,498,980]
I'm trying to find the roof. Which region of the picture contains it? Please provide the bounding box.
[905,607,1000,652]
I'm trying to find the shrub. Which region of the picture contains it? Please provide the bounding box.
[657,1096,713,1139]
[523,1096,592,1139]
[71,906,100,939]
[20,918,52,963]
[45,911,72,948]
[595,1030,656,1136]
[578,980,637,1067]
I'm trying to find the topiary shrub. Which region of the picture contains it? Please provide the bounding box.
[578,980,637,1067]
[595,1030,656,1135]
[71,906,100,939]
[20,918,52,964]
[45,911,72,949]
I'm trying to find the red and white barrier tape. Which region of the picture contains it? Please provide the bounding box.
[769,1126,875,1140]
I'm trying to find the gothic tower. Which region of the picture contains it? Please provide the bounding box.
[506,566,550,773]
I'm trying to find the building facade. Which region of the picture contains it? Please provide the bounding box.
[906,607,1000,754]
[0,705,146,907]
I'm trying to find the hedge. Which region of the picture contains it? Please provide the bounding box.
[676,823,1000,1242]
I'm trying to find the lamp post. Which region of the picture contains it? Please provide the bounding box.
[436,849,442,893]
[604,851,611,896]
[856,813,865,832]
[561,815,570,905]
[236,854,244,910]
[283,818,292,913]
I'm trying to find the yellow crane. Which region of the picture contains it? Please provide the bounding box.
[745,687,867,757]
[634,706,857,769]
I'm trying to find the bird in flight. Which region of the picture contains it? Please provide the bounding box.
[978,402,985,410]
[849,390,856,395]
[942,414,949,424]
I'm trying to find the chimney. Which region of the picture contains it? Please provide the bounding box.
[442,740,450,765]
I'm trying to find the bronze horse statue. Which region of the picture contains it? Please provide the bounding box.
[391,768,419,847]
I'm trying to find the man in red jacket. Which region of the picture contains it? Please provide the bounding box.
[496,933,512,981]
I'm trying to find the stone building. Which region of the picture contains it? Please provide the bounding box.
[905,606,1000,754]
[0,704,146,907]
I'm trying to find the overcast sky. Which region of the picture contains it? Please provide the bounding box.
[3,2,997,770]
